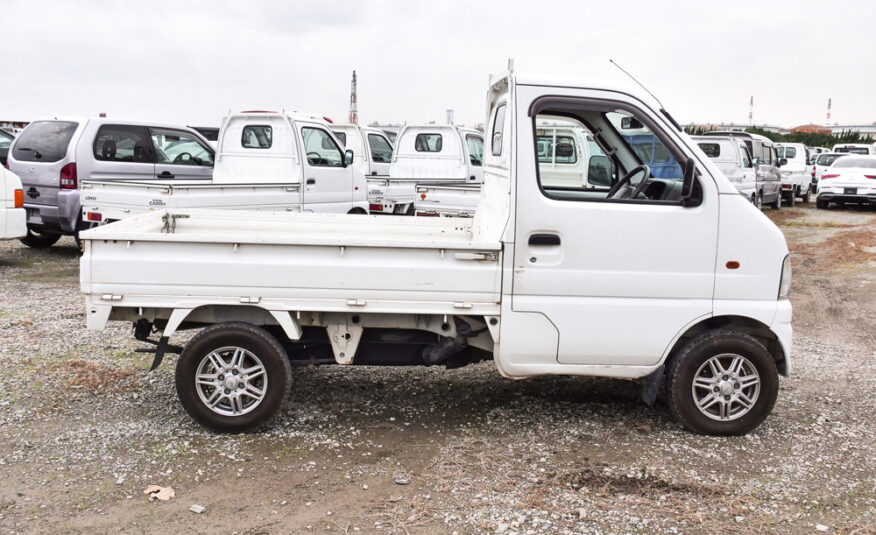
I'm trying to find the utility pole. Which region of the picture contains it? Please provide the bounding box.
[349,71,358,125]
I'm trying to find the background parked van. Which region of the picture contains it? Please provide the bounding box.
[0,128,14,167]
[775,142,812,204]
[702,131,782,209]
[7,118,214,247]
[692,135,758,205]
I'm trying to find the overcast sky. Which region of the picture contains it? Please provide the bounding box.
[2,0,874,128]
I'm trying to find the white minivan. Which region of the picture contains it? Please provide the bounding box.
[7,118,214,247]
[692,136,758,206]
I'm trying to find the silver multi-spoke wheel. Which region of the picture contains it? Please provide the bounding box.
[195,346,268,417]
[691,353,761,421]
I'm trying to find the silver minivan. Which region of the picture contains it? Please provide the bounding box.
[701,131,783,209]
[8,118,214,247]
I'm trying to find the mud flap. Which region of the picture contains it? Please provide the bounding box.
[638,365,664,406]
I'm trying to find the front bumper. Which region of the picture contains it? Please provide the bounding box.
[771,299,793,376]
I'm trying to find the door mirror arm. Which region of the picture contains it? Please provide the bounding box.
[680,158,699,207]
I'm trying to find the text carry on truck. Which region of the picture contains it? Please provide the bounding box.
[81,112,369,225]
[80,65,792,436]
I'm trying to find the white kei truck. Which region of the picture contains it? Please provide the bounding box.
[80,112,369,225]
[330,124,394,178]
[1,167,26,240]
[367,125,484,214]
[80,66,793,436]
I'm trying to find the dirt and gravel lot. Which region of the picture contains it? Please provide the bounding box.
[0,203,873,535]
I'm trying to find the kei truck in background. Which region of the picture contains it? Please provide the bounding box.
[79,65,792,436]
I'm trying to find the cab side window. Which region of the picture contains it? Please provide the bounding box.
[466,134,483,166]
[491,104,507,156]
[93,125,153,163]
[740,146,752,168]
[367,133,393,162]
[301,127,343,167]
[150,128,214,166]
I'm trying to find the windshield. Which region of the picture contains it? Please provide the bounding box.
[776,146,797,159]
[832,157,876,169]
[12,121,78,162]
[836,147,869,154]
[817,154,844,166]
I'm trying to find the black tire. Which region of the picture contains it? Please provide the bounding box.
[801,187,811,203]
[816,198,828,209]
[665,330,779,436]
[175,322,292,432]
[347,207,367,215]
[785,190,795,207]
[770,192,781,210]
[19,227,61,248]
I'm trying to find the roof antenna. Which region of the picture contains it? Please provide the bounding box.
[609,59,664,109]
[609,59,681,131]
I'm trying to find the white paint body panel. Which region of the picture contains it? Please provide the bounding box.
[0,167,26,239]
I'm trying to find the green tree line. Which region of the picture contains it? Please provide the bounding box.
[683,125,874,148]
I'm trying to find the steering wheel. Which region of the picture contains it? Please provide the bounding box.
[306,151,322,165]
[606,164,650,200]
[173,152,193,164]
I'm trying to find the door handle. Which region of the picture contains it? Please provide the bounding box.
[529,233,561,246]
[158,171,174,179]
[306,178,316,185]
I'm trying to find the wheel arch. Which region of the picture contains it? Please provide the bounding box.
[161,305,302,341]
[663,315,787,376]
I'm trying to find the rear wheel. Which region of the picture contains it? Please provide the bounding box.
[666,330,779,435]
[770,192,781,210]
[753,193,762,210]
[176,322,292,432]
[19,228,61,248]
[801,186,811,203]
[785,189,795,207]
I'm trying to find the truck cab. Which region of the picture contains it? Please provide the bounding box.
[330,124,394,178]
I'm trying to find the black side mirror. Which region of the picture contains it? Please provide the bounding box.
[621,116,644,130]
[343,149,354,167]
[681,158,697,205]
[778,158,787,167]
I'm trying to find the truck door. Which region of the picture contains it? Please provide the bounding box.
[366,132,393,177]
[510,88,718,367]
[298,124,353,212]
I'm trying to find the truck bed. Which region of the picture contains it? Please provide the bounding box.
[415,184,481,217]
[81,179,303,221]
[80,210,501,315]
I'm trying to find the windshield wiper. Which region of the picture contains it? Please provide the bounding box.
[17,147,42,159]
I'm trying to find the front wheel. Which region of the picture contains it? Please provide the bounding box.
[176,322,292,432]
[19,228,61,248]
[753,193,762,210]
[666,330,779,435]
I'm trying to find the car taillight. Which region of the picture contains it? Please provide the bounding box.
[59,163,77,189]
[369,203,383,212]
[86,212,102,222]
[821,174,839,180]
[811,166,815,178]
[14,189,23,208]
[865,175,876,179]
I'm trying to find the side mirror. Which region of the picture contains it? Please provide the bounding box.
[587,155,614,187]
[751,157,760,166]
[680,158,697,205]
[620,116,644,130]
[778,158,787,167]
[343,149,354,167]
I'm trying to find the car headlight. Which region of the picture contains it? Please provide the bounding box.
[778,254,792,299]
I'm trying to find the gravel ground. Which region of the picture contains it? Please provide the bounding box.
[0,203,873,534]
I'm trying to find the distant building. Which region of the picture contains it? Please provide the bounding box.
[829,123,876,139]
[790,124,832,134]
